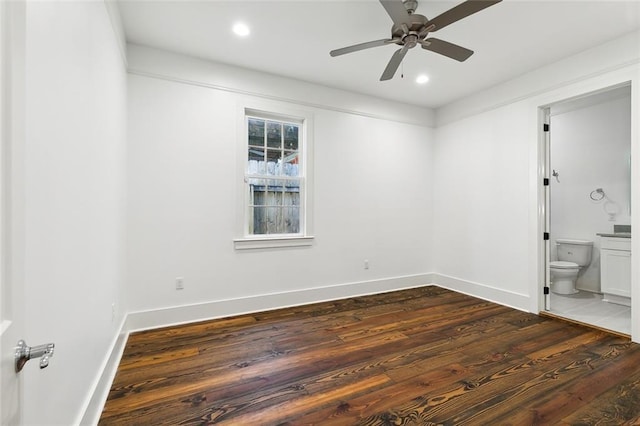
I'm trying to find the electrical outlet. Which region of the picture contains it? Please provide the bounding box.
[364,259,369,270]
[176,277,184,290]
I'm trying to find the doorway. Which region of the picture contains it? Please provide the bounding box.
[542,84,632,335]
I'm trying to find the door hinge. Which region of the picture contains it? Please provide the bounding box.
[543,232,549,240]
[544,286,550,295]
[543,123,550,132]
[543,178,549,186]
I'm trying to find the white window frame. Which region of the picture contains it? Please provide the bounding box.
[234,102,314,250]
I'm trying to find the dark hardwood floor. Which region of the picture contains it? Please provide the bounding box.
[100,286,640,425]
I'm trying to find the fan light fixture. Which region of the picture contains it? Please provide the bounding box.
[232,22,250,37]
[416,74,429,84]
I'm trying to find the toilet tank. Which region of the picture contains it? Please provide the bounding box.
[555,239,593,266]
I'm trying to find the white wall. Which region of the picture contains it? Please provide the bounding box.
[126,44,435,129]
[550,89,632,292]
[125,46,435,322]
[432,31,639,339]
[433,102,531,306]
[23,2,127,425]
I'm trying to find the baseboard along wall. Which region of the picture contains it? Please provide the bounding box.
[79,272,532,425]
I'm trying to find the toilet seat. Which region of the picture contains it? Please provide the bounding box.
[550,260,579,269]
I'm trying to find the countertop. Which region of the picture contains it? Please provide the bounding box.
[596,233,631,238]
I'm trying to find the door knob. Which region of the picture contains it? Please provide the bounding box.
[15,340,55,373]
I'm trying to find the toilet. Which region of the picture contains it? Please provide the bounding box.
[550,239,593,295]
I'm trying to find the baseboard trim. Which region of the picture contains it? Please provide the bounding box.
[80,273,435,424]
[80,272,532,424]
[125,273,435,332]
[78,317,129,425]
[432,273,530,312]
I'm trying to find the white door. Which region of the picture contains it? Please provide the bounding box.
[1,1,26,423]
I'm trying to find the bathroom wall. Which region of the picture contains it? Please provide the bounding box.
[549,87,632,292]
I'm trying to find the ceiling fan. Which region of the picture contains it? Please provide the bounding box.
[330,0,502,81]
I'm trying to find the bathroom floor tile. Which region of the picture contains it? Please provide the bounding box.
[594,308,632,335]
[548,291,631,335]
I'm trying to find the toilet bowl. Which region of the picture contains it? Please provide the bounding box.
[550,238,593,295]
[550,261,580,295]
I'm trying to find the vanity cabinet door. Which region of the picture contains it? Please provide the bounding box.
[600,248,631,297]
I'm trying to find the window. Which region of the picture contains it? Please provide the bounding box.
[235,106,313,249]
[247,116,301,235]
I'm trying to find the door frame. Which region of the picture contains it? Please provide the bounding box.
[533,77,638,343]
[542,107,551,312]
[1,0,27,423]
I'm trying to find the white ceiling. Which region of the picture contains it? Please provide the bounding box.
[117,0,640,109]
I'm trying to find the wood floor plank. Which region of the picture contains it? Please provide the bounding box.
[100,286,640,425]
[558,344,640,426]
[293,363,471,425]
[492,342,640,424]
[132,331,448,425]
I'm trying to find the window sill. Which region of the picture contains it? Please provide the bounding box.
[234,236,315,250]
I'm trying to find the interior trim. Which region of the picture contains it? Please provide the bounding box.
[77,316,129,426]
[234,236,315,250]
[433,273,530,313]
[125,273,435,332]
[128,66,434,128]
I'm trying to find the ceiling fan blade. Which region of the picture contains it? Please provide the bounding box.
[380,44,410,81]
[330,38,396,57]
[379,0,411,26]
[422,38,474,62]
[428,0,502,32]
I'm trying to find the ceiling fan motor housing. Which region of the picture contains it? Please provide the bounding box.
[391,13,430,45]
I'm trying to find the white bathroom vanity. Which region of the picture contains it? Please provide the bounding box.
[599,234,632,306]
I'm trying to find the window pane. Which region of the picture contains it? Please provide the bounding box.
[251,206,299,235]
[283,124,299,150]
[247,161,266,176]
[283,153,299,177]
[249,198,300,234]
[266,121,282,148]
[248,147,264,162]
[270,208,283,234]
[249,181,266,206]
[252,207,281,234]
[247,160,259,175]
[248,118,265,147]
[252,189,267,206]
[284,207,300,233]
[252,207,268,234]
[266,150,281,176]
[282,188,300,207]
[266,149,281,162]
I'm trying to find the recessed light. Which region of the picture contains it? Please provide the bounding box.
[416,74,429,84]
[232,22,250,37]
